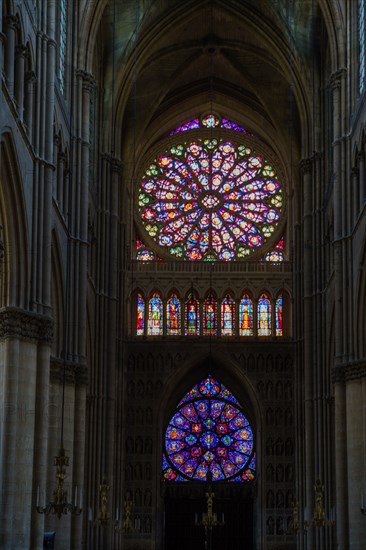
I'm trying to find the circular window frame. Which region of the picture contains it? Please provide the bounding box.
[135,128,287,261]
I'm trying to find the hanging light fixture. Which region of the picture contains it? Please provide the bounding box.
[36,0,82,520]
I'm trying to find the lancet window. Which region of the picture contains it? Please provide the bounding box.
[135,291,289,337]
[203,294,217,336]
[167,294,181,336]
[221,295,235,336]
[185,293,200,336]
[257,294,271,336]
[147,293,163,336]
[137,293,145,336]
[360,0,365,94]
[58,0,68,94]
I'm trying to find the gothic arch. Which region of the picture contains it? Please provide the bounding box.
[0,131,29,308]
[157,352,263,468]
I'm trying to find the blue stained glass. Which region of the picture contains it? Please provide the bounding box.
[163,376,255,482]
[137,293,145,335]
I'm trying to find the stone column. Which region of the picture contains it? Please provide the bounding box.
[24,70,37,140]
[358,152,365,207]
[346,377,366,547]
[57,151,66,211]
[0,310,52,549]
[331,68,349,549]
[15,44,27,121]
[351,167,359,225]
[4,15,18,97]
[300,157,315,549]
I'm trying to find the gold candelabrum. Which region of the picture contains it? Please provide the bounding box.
[195,481,224,550]
[36,446,82,518]
[290,497,300,534]
[90,481,135,534]
[304,479,335,530]
[120,494,134,533]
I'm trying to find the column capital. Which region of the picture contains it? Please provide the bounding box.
[357,150,365,164]
[330,68,346,91]
[15,43,28,58]
[0,307,53,343]
[299,158,313,175]
[5,14,19,31]
[76,69,96,93]
[103,153,122,173]
[58,151,67,163]
[332,360,366,383]
[25,69,37,84]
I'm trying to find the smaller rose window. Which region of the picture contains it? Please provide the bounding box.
[162,375,256,482]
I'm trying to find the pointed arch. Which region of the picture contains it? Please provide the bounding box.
[0,131,29,308]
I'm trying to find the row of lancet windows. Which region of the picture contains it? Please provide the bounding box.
[135,291,289,337]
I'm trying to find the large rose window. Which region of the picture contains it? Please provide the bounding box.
[137,116,284,261]
[162,375,256,482]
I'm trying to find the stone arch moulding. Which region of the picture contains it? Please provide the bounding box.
[0,130,29,308]
[156,350,263,473]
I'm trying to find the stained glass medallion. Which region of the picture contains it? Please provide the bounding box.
[137,115,284,262]
[163,376,256,482]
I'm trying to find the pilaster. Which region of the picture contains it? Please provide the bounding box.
[15,44,27,121]
[4,15,18,97]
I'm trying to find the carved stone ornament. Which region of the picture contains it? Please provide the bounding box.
[0,307,53,343]
[50,356,88,385]
[332,360,366,383]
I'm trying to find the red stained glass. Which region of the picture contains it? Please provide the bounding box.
[167,294,181,335]
[137,293,145,336]
[203,295,217,336]
[276,294,283,336]
[239,295,254,336]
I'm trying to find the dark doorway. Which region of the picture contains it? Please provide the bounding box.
[164,488,254,550]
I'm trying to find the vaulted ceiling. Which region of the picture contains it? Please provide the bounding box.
[92,0,337,175]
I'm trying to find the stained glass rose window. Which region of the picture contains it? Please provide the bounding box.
[162,375,256,482]
[137,114,284,261]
